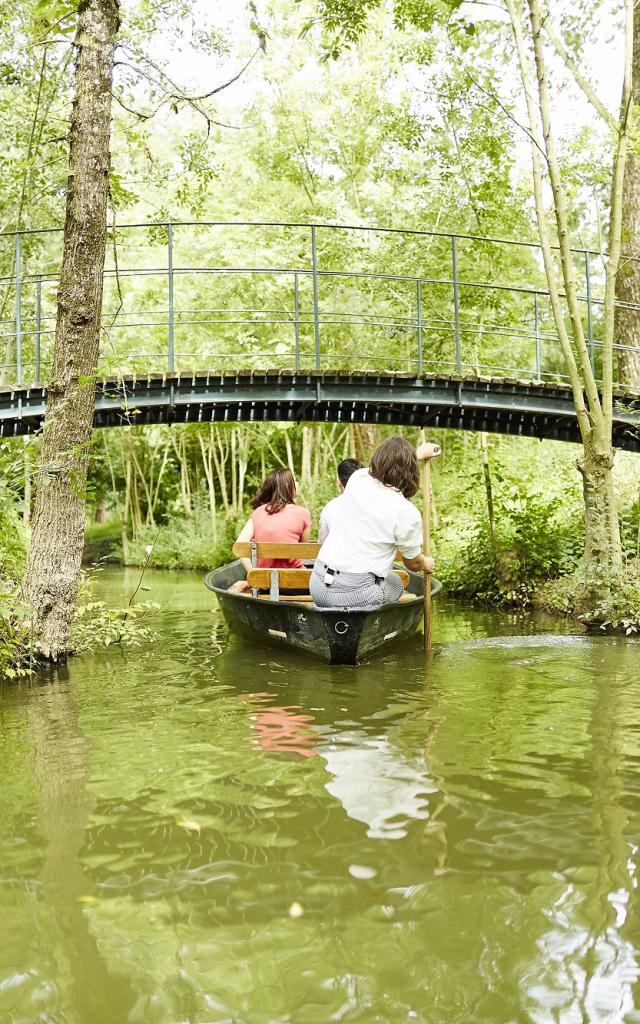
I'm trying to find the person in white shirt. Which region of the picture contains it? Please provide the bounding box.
[310,436,440,609]
[318,458,362,544]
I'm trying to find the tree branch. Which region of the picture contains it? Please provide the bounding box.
[505,0,591,439]
[538,4,617,132]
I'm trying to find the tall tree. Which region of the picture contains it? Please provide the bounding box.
[505,0,631,581]
[23,0,120,660]
[312,0,634,593]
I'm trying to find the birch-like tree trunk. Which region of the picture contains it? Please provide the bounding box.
[615,0,640,387]
[506,0,630,588]
[22,0,120,660]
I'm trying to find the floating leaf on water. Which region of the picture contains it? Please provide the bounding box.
[177,818,201,834]
[77,894,100,904]
[288,901,304,918]
[348,864,377,880]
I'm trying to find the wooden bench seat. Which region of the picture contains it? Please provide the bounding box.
[246,566,410,601]
[233,540,411,602]
[256,592,418,604]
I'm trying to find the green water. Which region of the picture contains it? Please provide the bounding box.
[1,569,640,1024]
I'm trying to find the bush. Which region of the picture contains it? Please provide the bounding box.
[0,594,32,681]
[71,600,158,650]
[0,483,26,585]
[83,517,122,564]
[110,513,245,571]
[438,492,583,607]
[536,565,640,634]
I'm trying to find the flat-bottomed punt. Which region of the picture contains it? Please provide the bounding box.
[205,542,441,664]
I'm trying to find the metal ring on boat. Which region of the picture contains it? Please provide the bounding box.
[335,620,349,635]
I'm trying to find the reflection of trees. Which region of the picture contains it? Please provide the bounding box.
[28,674,136,1024]
[527,646,639,1021]
[421,704,453,876]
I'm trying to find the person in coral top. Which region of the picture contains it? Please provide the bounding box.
[231,468,311,592]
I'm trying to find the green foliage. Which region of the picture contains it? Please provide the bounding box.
[438,491,582,606]
[0,595,32,681]
[83,517,122,563]
[114,513,244,571]
[71,600,158,650]
[536,566,640,635]
[0,481,26,584]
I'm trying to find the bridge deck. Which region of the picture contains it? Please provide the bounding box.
[2,370,639,451]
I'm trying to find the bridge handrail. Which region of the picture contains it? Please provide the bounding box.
[0,218,634,265]
[0,218,639,389]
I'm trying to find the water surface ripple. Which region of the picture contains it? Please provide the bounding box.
[1,569,640,1023]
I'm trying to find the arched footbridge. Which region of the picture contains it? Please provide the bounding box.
[1,220,639,449]
[1,370,640,450]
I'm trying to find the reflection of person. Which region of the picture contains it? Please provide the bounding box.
[242,693,319,758]
[318,458,362,544]
[310,436,440,609]
[231,469,311,593]
[320,730,436,839]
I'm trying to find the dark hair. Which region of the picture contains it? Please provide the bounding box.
[337,458,362,488]
[250,468,297,514]
[369,436,419,499]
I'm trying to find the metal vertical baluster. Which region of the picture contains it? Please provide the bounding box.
[311,225,321,370]
[294,271,300,371]
[15,232,22,385]
[416,279,423,375]
[534,292,541,380]
[35,275,42,385]
[585,249,594,371]
[451,235,462,373]
[167,222,175,373]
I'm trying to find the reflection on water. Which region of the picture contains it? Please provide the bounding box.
[1,569,640,1023]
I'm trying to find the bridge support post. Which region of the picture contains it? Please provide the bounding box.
[451,234,461,373]
[311,225,320,369]
[14,232,22,385]
[534,292,541,380]
[35,275,42,385]
[294,271,300,371]
[416,279,423,375]
[585,249,594,370]
[167,221,175,374]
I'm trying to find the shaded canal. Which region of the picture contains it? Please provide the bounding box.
[1,569,640,1023]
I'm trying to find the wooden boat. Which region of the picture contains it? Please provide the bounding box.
[204,542,441,665]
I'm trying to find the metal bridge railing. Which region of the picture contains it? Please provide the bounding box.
[0,219,639,392]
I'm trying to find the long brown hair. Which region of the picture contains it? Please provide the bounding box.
[369,436,419,499]
[250,468,297,514]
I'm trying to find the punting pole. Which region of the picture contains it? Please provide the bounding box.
[421,429,432,652]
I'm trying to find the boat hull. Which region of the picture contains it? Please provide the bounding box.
[205,561,440,664]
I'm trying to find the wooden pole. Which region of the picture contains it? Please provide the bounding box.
[421,437,432,652]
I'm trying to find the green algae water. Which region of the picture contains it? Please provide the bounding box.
[2,569,640,1024]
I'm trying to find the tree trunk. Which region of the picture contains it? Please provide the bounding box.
[122,454,131,564]
[22,0,120,661]
[353,425,377,463]
[23,437,32,527]
[479,432,511,586]
[301,426,312,491]
[578,436,623,575]
[615,0,640,387]
[198,430,217,543]
[94,500,108,523]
